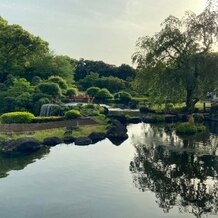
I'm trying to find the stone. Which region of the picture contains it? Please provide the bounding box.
[63,136,75,144]
[2,137,42,153]
[43,137,62,146]
[89,132,106,142]
[74,137,92,146]
[128,117,142,124]
[106,120,128,140]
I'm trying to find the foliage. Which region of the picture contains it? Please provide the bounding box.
[66,88,78,97]
[7,78,34,97]
[36,82,62,98]
[74,59,135,81]
[64,109,81,119]
[0,111,35,124]
[32,116,64,123]
[15,92,33,110]
[133,3,218,111]
[31,76,41,85]
[95,88,113,100]
[79,72,126,93]
[28,55,75,84]
[86,87,101,97]
[114,91,132,104]
[176,122,197,134]
[0,16,49,83]
[80,103,105,116]
[48,76,68,91]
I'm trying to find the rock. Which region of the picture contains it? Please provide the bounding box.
[43,137,62,146]
[63,136,75,144]
[142,117,157,123]
[108,115,127,124]
[74,137,92,146]
[165,115,178,123]
[106,120,128,140]
[128,117,142,124]
[2,137,42,154]
[89,132,106,143]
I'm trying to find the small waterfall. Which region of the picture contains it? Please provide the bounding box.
[40,104,60,116]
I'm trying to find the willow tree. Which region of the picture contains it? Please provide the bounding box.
[133,1,218,111]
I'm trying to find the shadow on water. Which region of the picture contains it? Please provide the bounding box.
[0,147,50,179]
[129,122,218,218]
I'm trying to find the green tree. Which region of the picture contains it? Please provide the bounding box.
[0,17,49,82]
[36,82,62,98]
[133,2,218,111]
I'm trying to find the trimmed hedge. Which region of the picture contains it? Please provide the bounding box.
[65,109,81,119]
[175,122,206,134]
[32,116,64,123]
[0,112,35,124]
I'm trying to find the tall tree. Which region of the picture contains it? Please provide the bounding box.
[0,17,49,82]
[133,1,218,111]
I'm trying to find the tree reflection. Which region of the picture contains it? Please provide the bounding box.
[0,147,49,178]
[129,124,218,218]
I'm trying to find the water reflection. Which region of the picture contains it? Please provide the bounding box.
[0,147,49,178]
[129,123,218,218]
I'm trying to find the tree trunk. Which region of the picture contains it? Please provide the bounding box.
[186,89,195,112]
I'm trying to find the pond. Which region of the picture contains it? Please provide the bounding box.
[0,122,217,218]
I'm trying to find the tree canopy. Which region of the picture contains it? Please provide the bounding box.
[133,1,218,111]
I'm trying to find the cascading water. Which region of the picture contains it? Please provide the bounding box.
[40,104,60,116]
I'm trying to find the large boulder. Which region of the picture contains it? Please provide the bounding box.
[128,117,142,124]
[63,136,75,144]
[2,137,42,154]
[74,137,92,146]
[43,137,62,146]
[108,115,127,124]
[89,132,106,143]
[106,120,128,141]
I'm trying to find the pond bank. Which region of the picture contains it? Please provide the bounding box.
[0,118,97,133]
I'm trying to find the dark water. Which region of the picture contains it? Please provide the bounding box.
[0,123,217,218]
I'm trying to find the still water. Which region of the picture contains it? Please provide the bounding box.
[0,123,217,218]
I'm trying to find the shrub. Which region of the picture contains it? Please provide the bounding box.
[31,76,41,85]
[32,116,64,123]
[86,87,100,97]
[65,109,81,119]
[15,92,33,109]
[193,114,205,123]
[37,82,62,98]
[95,88,113,100]
[66,88,78,97]
[0,112,35,124]
[48,76,68,90]
[175,122,197,134]
[114,91,132,104]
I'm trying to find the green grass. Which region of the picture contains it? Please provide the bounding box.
[0,124,107,143]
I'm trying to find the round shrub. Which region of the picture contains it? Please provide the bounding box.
[48,76,68,90]
[114,91,132,104]
[86,87,100,97]
[66,88,78,97]
[0,112,35,124]
[37,82,62,98]
[15,92,33,109]
[31,76,41,85]
[175,122,197,134]
[95,88,113,100]
[65,109,81,119]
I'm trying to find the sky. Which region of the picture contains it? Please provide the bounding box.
[0,0,207,66]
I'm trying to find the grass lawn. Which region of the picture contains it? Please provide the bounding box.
[0,124,107,143]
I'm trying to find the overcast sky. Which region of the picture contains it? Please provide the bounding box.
[0,0,207,66]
